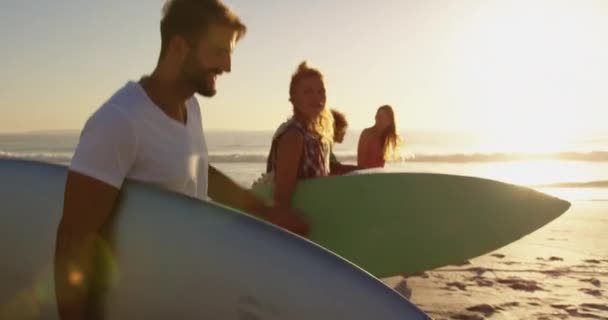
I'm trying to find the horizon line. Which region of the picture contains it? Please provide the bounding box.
[0,126,489,135]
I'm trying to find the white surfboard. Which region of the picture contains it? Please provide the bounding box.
[0,159,430,319]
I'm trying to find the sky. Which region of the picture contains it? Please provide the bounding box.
[1,0,607,137]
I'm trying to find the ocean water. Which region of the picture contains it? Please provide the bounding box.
[2,129,608,201]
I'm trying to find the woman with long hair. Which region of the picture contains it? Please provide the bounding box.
[357,105,402,169]
[257,61,334,236]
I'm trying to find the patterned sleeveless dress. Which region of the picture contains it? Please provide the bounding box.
[266,118,330,178]
[252,119,330,188]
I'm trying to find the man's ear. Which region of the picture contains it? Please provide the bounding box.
[167,35,190,62]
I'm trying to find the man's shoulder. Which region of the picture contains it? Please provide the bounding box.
[78,82,145,138]
[88,82,147,124]
[104,81,146,109]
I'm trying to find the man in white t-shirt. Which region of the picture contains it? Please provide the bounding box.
[54,1,308,319]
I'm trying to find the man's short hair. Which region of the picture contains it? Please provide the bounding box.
[159,0,246,57]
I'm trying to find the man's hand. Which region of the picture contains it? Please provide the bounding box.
[265,207,310,238]
[208,165,311,237]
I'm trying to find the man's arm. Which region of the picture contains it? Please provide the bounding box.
[207,164,268,217]
[54,171,120,320]
[207,164,309,237]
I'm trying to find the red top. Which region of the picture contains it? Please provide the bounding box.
[360,140,385,169]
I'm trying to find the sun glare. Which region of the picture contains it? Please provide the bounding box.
[473,126,582,154]
[444,0,603,143]
[473,160,589,187]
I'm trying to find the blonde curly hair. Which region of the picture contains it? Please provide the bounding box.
[289,61,334,148]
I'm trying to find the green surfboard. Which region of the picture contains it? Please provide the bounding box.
[251,170,571,278]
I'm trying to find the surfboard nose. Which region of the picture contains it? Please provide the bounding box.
[540,193,572,217]
[555,198,571,214]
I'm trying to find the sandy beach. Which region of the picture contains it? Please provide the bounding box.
[383,200,608,319]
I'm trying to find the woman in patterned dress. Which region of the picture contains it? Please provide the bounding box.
[260,61,335,236]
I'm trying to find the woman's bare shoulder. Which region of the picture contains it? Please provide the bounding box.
[359,127,375,138]
[277,126,304,147]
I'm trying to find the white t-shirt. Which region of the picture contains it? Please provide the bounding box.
[70,81,209,200]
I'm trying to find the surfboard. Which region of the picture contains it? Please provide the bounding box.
[0,159,430,320]
[252,168,571,278]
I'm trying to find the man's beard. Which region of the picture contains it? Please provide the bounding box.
[182,58,220,97]
[188,69,217,97]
